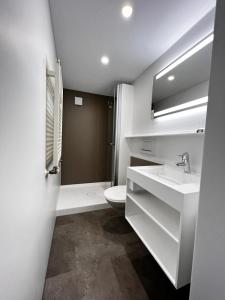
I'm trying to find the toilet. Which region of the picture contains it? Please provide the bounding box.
[104,185,126,208]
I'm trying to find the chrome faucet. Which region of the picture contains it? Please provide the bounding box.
[176,152,191,173]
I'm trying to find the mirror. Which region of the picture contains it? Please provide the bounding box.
[152,34,213,117]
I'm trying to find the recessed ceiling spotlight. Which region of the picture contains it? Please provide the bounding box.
[168,75,175,81]
[101,56,109,65]
[122,4,133,19]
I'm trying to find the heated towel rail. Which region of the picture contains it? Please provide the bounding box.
[46,59,63,175]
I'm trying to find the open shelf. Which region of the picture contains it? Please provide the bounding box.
[127,191,180,242]
[125,129,205,138]
[126,197,178,285]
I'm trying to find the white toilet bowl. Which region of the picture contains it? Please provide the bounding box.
[104,185,126,208]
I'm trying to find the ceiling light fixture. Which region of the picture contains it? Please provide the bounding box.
[168,75,175,81]
[155,106,207,122]
[101,56,109,65]
[122,5,133,19]
[154,96,208,118]
[156,33,214,80]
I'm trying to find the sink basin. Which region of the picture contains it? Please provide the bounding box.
[139,165,200,186]
[127,165,200,211]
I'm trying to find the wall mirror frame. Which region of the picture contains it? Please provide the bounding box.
[151,33,214,118]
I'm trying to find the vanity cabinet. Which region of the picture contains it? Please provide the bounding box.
[125,174,198,289]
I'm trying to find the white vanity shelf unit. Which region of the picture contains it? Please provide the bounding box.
[125,129,205,138]
[125,169,199,289]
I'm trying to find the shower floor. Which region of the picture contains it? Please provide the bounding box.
[56,182,111,216]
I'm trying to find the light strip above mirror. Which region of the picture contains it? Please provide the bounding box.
[154,96,208,118]
[156,33,214,80]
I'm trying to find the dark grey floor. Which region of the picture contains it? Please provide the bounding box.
[43,208,190,300]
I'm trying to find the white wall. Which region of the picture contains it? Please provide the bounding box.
[0,1,60,300]
[132,9,215,172]
[190,1,225,298]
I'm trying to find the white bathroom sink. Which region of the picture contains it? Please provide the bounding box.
[139,165,200,186]
[127,165,200,211]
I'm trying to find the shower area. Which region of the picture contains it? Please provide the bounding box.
[56,84,124,215]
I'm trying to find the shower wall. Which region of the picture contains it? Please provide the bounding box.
[61,89,113,185]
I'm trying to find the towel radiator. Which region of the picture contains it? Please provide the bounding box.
[46,59,63,175]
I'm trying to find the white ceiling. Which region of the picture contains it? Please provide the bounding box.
[49,0,216,96]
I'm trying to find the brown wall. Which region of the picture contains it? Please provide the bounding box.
[130,157,161,167]
[61,89,113,185]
